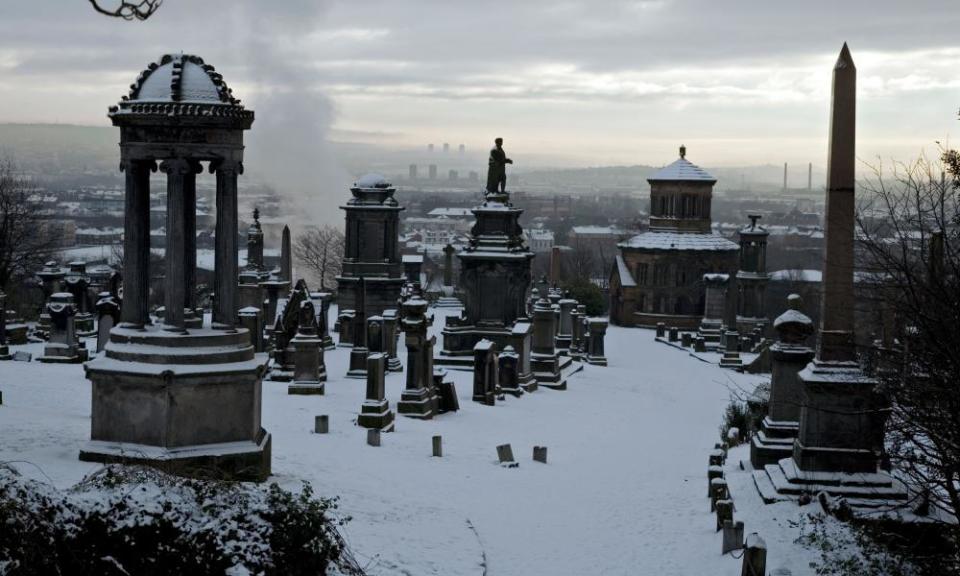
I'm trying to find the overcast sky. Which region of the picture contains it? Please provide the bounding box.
[1,0,959,170]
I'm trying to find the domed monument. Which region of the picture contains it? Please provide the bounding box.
[82,54,270,481]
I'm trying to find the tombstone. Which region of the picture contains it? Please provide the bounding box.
[715,499,734,532]
[586,318,608,366]
[707,465,724,497]
[473,339,498,405]
[656,322,666,338]
[741,533,767,576]
[12,351,31,362]
[38,293,84,363]
[367,428,381,447]
[432,435,443,457]
[498,345,524,397]
[36,260,66,336]
[313,292,335,350]
[709,449,725,466]
[64,262,95,336]
[569,304,586,358]
[397,297,435,419]
[238,306,264,353]
[699,273,728,349]
[694,335,706,352]
[314,415,329,434]
[681,332,693,347]
[555,298,576,352]
[357,353,395,432]
[710,477,729,511]
[337,309,356,347]
[531,297,562,386]
[533,446,548,463]
[434,369,460,413]
[94,292,121,353]
[381,309,403,371]
[0,291,10,360]
[496,443,516,465]
[722,520,745,554]
[667,326,679,342]
[288,301,326,395]
[509,320,537,391]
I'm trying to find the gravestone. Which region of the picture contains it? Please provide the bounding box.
[64,262,95,336]
[12,351,31,362]
[586,318,608,366]
[238,306,264,352]
[715,499,734,531]
[434,368,460,413]
[555,298,576,352]
[656,322,666,338]
[496,443,515,465]
[432,435,443,457]
[382,309,403,371]
[708,465,724,497]
[357,353,395,432]
[498,345,524,397]
[694,335,706,352]
[314,415,329,434]
[367,428,381,447]
[288,300,326,395]
[533,446,548,463]
[337,309,356,347]
[473,339,498,405]
[95,292,121,353]
[668,326,679,342]
[722,520,745,554]
[0,291,10,360]
[741,533,767,576]
[509,320,536,391]
[681,332,692,347]
[314,291,335,350]
[38,293,84,363]
[531,297,562,386]
[398,297,435,419]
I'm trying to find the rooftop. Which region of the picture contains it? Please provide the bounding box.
[648,146,716,183]
[619,231,738,252]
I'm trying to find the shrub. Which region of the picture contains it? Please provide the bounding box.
[0,465,363,576]
[561,278,606,316]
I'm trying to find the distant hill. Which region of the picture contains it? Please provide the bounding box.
[0,123,117,177]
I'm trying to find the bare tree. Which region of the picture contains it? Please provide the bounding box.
[293,225,344,291]
[0,159,62,293]
[88,0,162,20]
[856,151,960,530]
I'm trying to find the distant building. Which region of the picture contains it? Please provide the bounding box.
[409,164,417,180]
[525,228,555,253]
[468,171,479,182]
[569,225,631,256]
[429,164,437,179]
[428,143,434,152]
[610,146,739,329]
[458,144,465,154]
[76,227,123,246]
[448,169,458,181]
[443,143,450,153]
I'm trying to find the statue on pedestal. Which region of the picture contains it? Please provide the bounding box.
[486,137,513,193]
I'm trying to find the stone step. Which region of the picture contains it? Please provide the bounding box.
[752,469,788,504]
[765,461,908,500]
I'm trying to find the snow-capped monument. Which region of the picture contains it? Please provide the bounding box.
[82,54,271,481]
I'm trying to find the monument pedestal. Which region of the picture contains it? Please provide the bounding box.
[82,326,271,482]
[397,388,435,419]
[347,346,369,378]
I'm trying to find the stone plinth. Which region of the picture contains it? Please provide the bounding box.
[95,293,121,353]
[498,345,523,397]
[38,293,86,364]
[382,309,403,371]
[509,320,536,391]
[531,297,564,388]
[288,301,326,395]
[397,297,435,419]
[82,326,271,481]
[357,353,395,432]
[555,298,576,353]
[314,292,335,350]
[586,318,608,366]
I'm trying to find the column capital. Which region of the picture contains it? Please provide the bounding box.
[119,158,157,173]
[209,159,244,175]
[159,158,194,175]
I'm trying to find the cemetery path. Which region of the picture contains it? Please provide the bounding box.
[0,312,828,575]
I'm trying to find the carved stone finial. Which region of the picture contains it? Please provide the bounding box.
[679,144,686,159]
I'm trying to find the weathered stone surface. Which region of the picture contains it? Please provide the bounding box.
[357,353,395,432]
[38,293,84,364]
[497,345,523,397]
[432,435,443,457]
[314,415,329,434]
[496,443,515,464]
[586,318,608,366]
[473,339,498,405]
[722,520,744,554]
[398,297,435,419]
[533,446,547,464]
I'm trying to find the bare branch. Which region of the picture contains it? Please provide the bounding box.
[88,0,162,21]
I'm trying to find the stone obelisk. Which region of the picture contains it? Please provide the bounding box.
[752,45,906,508]
[818,42,857,364]
[280,225,292,283]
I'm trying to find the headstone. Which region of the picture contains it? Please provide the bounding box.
[357,353,395,432]
[668,326,679,342]
[398,297,435,419]
[338,310,356,347]
[496,443,516,465]
[432,435,443,457]
[586,318,608,366]
[314,291,335,350]
[694,335,706,352]
[288,300,326,395]
[681,332,692,347]
[473,339,498,405]
[722,520,745,554]
[510,320,537,391]
[38,293,84,363]
[435,369,460,413]
[314,415,329,434]
[715,499,734,532]
[95,292,120,353]
[280,225,292,283]
[741,533,767,576]
[381,309,403,371]
[238,306,264,353]
[0,291,10,360]
[367,428,381,447]
[709,449,725,466]
[12,351,31,362]
[497,345,524,397]
[531,297,562,385]
[533,446,548,463]
[656,322,666,338]
[555,298,576,352]
[710,477,729,511]
[708,465,724,497]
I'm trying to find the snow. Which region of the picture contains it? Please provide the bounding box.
[769,269,823,282]
[135,59,222,103]
[620,231,739,251]
[648,157,717,183]
[0,310,834,575]
[774,309,813,328]
[355,173,390,188]
[615,254,636,287]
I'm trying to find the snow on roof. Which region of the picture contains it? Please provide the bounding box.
[774,308,813,328]
[571,225,629,236]
[427,208,473,217]
[526,229,554,240]
[134,57,223,103]
[769,269,822,282]
[615,255,636,287]
[648,157,716,183]
[355,173,390,188]
[619,231,738,252]
[402,254,424,263]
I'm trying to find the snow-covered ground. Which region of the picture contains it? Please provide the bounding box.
[0,308,833,575]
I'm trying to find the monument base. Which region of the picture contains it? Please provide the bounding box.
[357,400,396,431]
[387,356,403,372]
[0,345,12,361]
[533,353,579,390]
[752,457,907,511]
[346,347,369,379]
[749,417,798,468]
[586,353,608,366]
[38,342,87,363]
[397,388,436,419]
[80,428,272,482]
[288,381,325,395]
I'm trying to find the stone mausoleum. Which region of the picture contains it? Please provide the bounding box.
[610,146,738,329]
[82,54,271,481]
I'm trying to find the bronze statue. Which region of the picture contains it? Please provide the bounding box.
[486,137,513,193]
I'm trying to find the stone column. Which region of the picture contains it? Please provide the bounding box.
[161,158,190,332]
[397,297,434,419]
[183,161,200,314]
[213,161,241,330]
[120,159,152,329]
[586,318,608,366]
[443,243,455,287]
[357,353,395,431]
[556,298,576,351]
